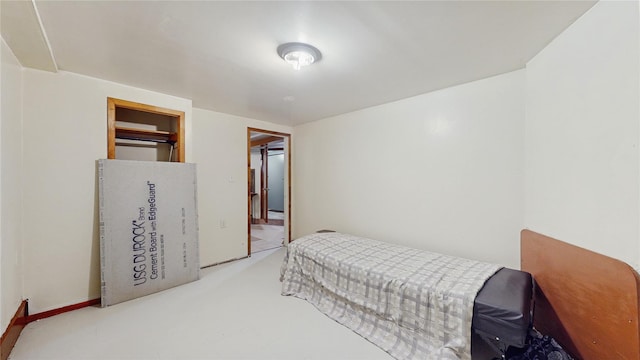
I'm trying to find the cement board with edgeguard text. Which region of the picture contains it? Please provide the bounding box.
[98,159,199,306]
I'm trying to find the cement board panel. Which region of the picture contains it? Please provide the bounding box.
[98,159,199,306]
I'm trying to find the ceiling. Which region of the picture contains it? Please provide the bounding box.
[1,1,597,126]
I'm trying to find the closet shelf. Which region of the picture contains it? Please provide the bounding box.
[115,126,178,144]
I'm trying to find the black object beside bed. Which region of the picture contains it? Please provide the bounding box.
[472,268,533,359]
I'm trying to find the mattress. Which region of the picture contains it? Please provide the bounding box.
[281,233,507,359]
[281,232,534,360]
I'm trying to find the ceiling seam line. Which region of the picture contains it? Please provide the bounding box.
[31,0,59,72]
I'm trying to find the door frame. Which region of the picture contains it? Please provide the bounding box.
[247,127,291,255]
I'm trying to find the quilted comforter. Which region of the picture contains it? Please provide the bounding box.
[280,232,501,360]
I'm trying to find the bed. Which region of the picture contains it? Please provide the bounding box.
[280,232,533,360]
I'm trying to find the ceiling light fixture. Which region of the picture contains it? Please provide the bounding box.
[277,42,322,70]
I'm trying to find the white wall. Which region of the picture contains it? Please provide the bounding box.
[1,38,24,333]
[524,0,640,268]
[293,70,525,268]
[192,108,292,266]
[7,0,640,319]
[11,66,291,315]
[21,69,192,314]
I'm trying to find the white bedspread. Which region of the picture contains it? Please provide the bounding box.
[280,233,501,360]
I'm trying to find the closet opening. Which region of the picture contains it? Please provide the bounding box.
[107,97,185,162]
[247,128,291,255]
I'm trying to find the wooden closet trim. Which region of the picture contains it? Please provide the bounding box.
[107,97,185,162]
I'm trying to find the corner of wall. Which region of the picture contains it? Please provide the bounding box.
[0,34,26,340]
[524,0,640,266]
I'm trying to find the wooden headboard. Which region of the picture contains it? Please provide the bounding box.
[521,230,640,359]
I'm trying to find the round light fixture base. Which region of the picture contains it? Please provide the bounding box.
[277,42,322,70]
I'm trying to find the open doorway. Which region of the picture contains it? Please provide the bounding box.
[247,128,291,255]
